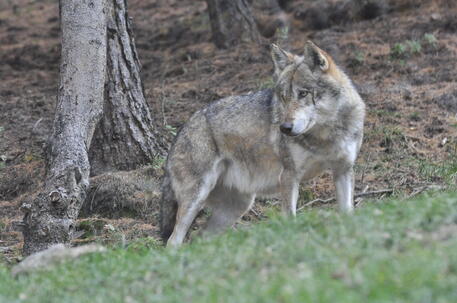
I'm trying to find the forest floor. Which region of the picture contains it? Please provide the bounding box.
[1,0,456,263]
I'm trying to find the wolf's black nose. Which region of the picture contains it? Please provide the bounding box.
[280,122,293,135]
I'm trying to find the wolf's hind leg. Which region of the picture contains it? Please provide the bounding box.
[167,199,205,247]
[167,172,220,247]
[203,186,255,235]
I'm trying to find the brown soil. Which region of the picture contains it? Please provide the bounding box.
[1,0,456,262]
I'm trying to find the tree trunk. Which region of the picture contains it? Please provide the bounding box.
[89,0,167,176]
[205,0,261,48]
[21,0,107,256]
[252,0,290,47]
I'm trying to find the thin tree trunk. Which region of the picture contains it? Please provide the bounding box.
[252,0,290,48]
[21,0,107,256]
[89,0,167,175]
[205,0,261,48]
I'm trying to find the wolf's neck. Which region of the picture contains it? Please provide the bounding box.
[270,94,283,125]
[334,86,365,137]
[313,89,364,142]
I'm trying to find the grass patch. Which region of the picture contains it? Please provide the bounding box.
[165,124,177,137]
[423,33,438,48]
[418,155,457,186]
[1,192,457,302]
[347,50,365,69]
[151,155,166,170]
[390,42,408,59]
[390,34,438,60]
[257,77,275,90]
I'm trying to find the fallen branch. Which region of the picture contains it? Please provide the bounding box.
[298,188,394,211]
[407,184,444,199]
[354,188,394,198]
[249,208,262,219]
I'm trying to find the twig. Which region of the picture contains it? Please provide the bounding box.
[160,93,167,126]
[32,117,43,133]
[298,197,335,210]
[360,152,371,186]
[298,188,394,211]
[403,134,426,156]
[408,184,444,199]
[88,184,103,212]
[354,188,394,198]
[9,151,25,162]
[408,186,427,199]
[250,208,261,219]
[298,184,447,211]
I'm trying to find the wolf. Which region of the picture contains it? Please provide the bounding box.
[160,41,365,247]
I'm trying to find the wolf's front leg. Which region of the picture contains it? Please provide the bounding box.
[280,178,299,217]
[333,166,355,213]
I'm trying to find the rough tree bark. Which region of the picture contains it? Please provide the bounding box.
[205,0,261,48]
[89,0,167,175]
[21,0,107,256]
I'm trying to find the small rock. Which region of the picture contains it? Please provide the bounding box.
[12,244,106,277]
[431,13,441,21]
[439,137,448,147]
[0,247,11,253]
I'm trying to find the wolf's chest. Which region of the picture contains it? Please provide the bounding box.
[287,142,335,180]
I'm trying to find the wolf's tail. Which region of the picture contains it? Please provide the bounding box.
[159,173,178,243]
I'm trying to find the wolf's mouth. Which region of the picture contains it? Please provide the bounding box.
[292,120,314,136]
[283,128,307,137]
[280,119,315,137]
[284,132,300,137]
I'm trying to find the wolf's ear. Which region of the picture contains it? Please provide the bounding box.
[304,41,329,72]
[271,44,293,73]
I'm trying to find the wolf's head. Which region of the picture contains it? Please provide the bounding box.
[271,41,348,136]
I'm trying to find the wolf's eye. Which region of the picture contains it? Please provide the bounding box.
[298,90,309,99]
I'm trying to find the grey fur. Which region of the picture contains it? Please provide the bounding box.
[160,42,365,246]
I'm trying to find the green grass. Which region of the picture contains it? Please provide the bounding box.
[406,40,422,54]
[151,155,166,170]
[257,77,275,90]
[347,50,365,69]
[390,34,438,60]
[390,42,408,59]
[423,33,438,48]
[418,155,457,185]
[2,192,457,302]
[390,40,421,59]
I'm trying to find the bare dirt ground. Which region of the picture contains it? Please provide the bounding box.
[1,0,456,262]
